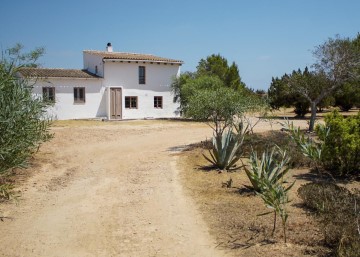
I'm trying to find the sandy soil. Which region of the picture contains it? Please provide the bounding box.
[0,120,229,257]
[0,116,316,257]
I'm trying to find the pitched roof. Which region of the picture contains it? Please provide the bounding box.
[18,68,100,79]
[84,50,183,64]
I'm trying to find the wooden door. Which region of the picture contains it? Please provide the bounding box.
[110,88,122,119]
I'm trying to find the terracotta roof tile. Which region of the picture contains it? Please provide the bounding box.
[18,68,100,79]
[84,50,183,64]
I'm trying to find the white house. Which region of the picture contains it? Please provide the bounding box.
[19,43,183,120]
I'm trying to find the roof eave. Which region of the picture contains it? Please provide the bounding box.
[25,76,102,80]
[103,58,183,65]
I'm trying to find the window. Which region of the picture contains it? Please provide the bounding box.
[125,96,138,109]
[74,87,85,103]
[42,87,55,102]
[154,96,163,108]
[139,66,146,84]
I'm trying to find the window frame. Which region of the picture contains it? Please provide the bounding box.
[154,96,163,109]
[138,66,146,84]
[125,96,138,109]
[42,87,55,102]
[73,87,86,104]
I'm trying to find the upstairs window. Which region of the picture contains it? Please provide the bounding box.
[154,96,163,108]
[74,87,85,103]
[125,96,138,109]
[139,66,146,84]
[42,87,55,102]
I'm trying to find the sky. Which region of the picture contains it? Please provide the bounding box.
[1,0,359,90]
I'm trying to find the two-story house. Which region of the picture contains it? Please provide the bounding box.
[18,43,183,120]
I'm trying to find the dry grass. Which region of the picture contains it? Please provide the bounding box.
[268,107,359,119]
[52,118,189,128]
[178,144,331,256]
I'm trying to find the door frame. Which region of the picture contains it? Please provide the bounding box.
[107,87,123,120]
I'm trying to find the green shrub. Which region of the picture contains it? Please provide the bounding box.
[316,110,360,177]
[298,183,360,256]
[334,82,360,111]
[284,110,359,178]
[0,65,53,175]
[242,131,312,168]
[0,45,53,175]
[294,101,309,117]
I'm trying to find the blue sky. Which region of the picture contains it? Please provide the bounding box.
[1,0,359,90]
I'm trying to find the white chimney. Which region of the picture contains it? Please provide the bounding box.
[106,42,113,52]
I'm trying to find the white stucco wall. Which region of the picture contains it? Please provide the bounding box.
[83,53,104,77]
[104,61,181,119]
[32,78,106,120]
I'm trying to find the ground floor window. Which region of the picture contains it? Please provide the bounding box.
[125,96,138,109]
[74,87,85,103]
[42,87,55,102]
[154,96,163,108]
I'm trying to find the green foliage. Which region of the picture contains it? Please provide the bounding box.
[203,122,248,171]
[245,146,294,242]
[313,35,360,83]
[170,71,196,110]
[183,76,263,136]
[268,75,292,110]
[196,54,246,90]
[172,54,267,170]
[181,75,225,111]
[283,121,327,164]
[244,146,292,192]
[293,99,310,117]
[318,95,335,112]
[269,33,360,131]
[267,70,317,118]
[0,44,52,175]
[316,110,360,177]
[298,183,360,256]
[334,82,360,111]
[171,54,250,114]
[284,110,359,177]
[2,43,45,70]
[257,180,293,243]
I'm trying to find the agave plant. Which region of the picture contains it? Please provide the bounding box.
[244,146,292,192]
[203,122,249,171]
[244,145,295,242]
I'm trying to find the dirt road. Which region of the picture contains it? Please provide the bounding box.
[0,120,226,257]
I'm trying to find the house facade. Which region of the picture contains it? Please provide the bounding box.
[19,43,183,120]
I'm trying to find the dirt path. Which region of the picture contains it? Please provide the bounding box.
[0,121,225,257]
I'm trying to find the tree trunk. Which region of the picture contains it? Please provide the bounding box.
[308,101,317,132]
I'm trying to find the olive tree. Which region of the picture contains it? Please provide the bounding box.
[0,44,52,175]
[183,76,257,136]
[302,35,360,131]
[182,76,264,170]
